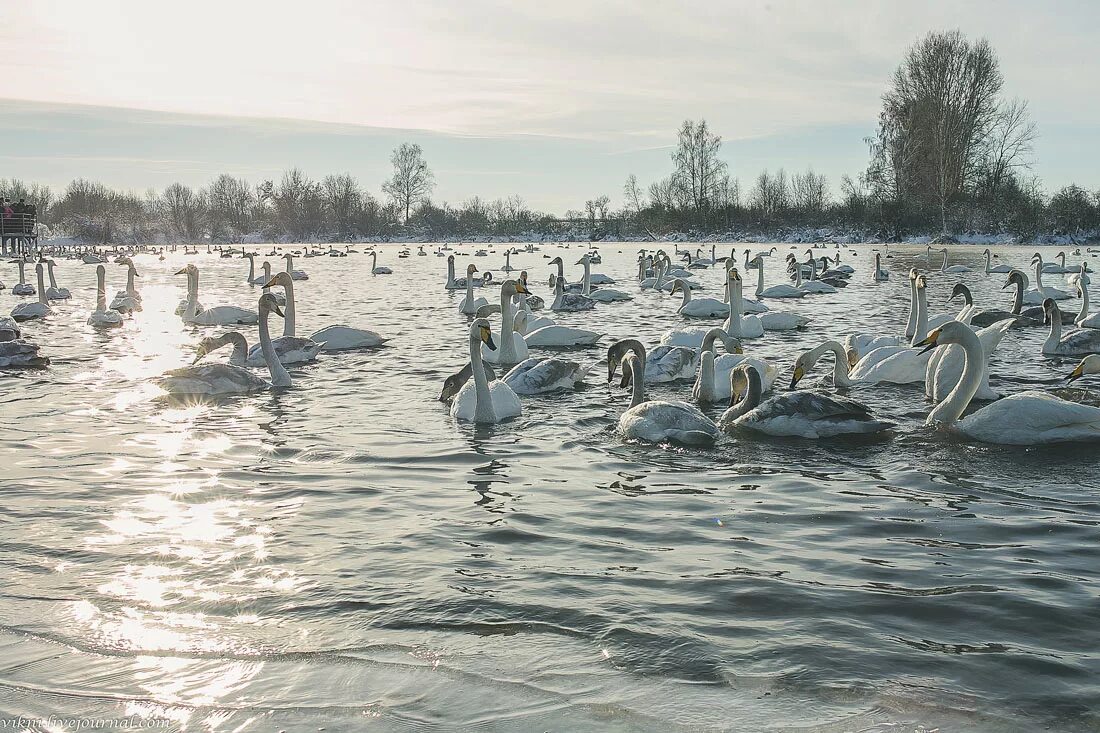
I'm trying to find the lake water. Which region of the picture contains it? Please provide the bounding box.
[2,242,1098,732]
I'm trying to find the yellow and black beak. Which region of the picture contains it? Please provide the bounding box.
[514,282,530,295]
[271,302,286,318]
[914,328,941,355]
[480,325,496,351]
[174,267,188,275]
[789,365,805,390]
[1066,362,1085,383]
[263,276,279,288]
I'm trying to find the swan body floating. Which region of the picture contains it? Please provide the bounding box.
[693,328,778,403]
[87,265,123,328]
[719,364,893,438]
[44,260,71,300]
[983,249,1011,274]
[0,316,19,341]
[1071,273,1100,329]
[514,311,601,347]
[1023,254,1071,303]
[0,339,48,367]
[11,264,53,322]
[1042,299,1100,357]
[503,356,591,394]
[672,278,727,318]
[938,248,972,273]
[917,321,1100,444]
[370,251,392,275]
[158,295,292,395]
[451,319,523,423]
[283,253,309,280]
[577,255,631,302]
[551,274,595,312]
[12,261,34,295]
[177,265,259,326]
[754,256,805,298]
[608,339,719,446]
[872,252,889,281]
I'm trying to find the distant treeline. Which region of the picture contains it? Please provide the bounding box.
[4,30,1099,244]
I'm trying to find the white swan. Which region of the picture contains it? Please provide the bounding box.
[12,260,34,296]
[692,328,778,403]
[87,265,123,328]
[459,265,490,314]
[983,248,1011,274]
[283,253,309,280]
[1070,273,1100,329]
[577,254,631,302]
[925,317,1014,403]
[719,364,894,438]
[845,275,935,384]
[370,251,392,275]
[607,339,719,446]
[514,310,601,347]
[245,272,324,365]
[482,280,531,365]
[872,252,889,281]
[11,264,53,322]
[1042,299,1100,356]
[916,321,1100,444]
[938,248,972,273]
[1025,254,1071,302]
[724,269,765,338]
[792,256,836,295]
[451,319,523,423]
[754,256,805,298]
[44,260,72,300]
[244,253,267,284]
[110,258,142,313]
[158,295,292,395]
[672,278,727,318]
[176,264,259,326]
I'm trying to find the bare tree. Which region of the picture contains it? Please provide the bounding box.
[671,119,728,227]
[982,98,1037,193]
[790,169,830,218]
[750,169,788,221]
[382,143,434,224]
[322,173,361,239]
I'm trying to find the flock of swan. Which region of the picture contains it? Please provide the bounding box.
[4,241,1100,446]
[436,243,1100,446]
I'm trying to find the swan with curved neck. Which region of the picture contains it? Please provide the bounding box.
[607,339,719,445]
[916,321,1100,443]
[451,318,522,423]
[483,280,531,364]
[44,260,71,299]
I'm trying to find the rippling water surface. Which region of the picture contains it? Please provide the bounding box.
[2,243,1099,732]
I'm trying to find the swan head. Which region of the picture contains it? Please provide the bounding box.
[669,278,687,295]
[501,279,529,298]
[913,320,970,354]
[950,282,972,304]
[263,271,291,288]
[470,318,496,351]
[549,256,563,266]
[1042,298,1059,324]
[258,293,285,318]
[174,265,195,276]
[439,365,470,402]
[1003,269,1027,289]
[1066,355,1100,383]
[728,364,762,407]
[467,264,478,275]
[606,339,645,383]
[908,268,919,282]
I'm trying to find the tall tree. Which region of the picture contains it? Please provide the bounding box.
[671,119,727,228]
[382,143,435,224]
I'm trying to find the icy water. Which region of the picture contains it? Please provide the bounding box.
[1,243,1098,732]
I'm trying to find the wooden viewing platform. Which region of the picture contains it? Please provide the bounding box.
[1,213,38,254]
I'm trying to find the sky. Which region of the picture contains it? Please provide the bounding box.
[0,0,1097,213]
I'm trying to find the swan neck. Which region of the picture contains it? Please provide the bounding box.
[627,356,645,408]
[282,279,296,337]
[929,329,982,425]
[259,307,292,387]
[96,268,106,311]
[470,331,494,420]
[36,266,47,305]
[911,286,928,346]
